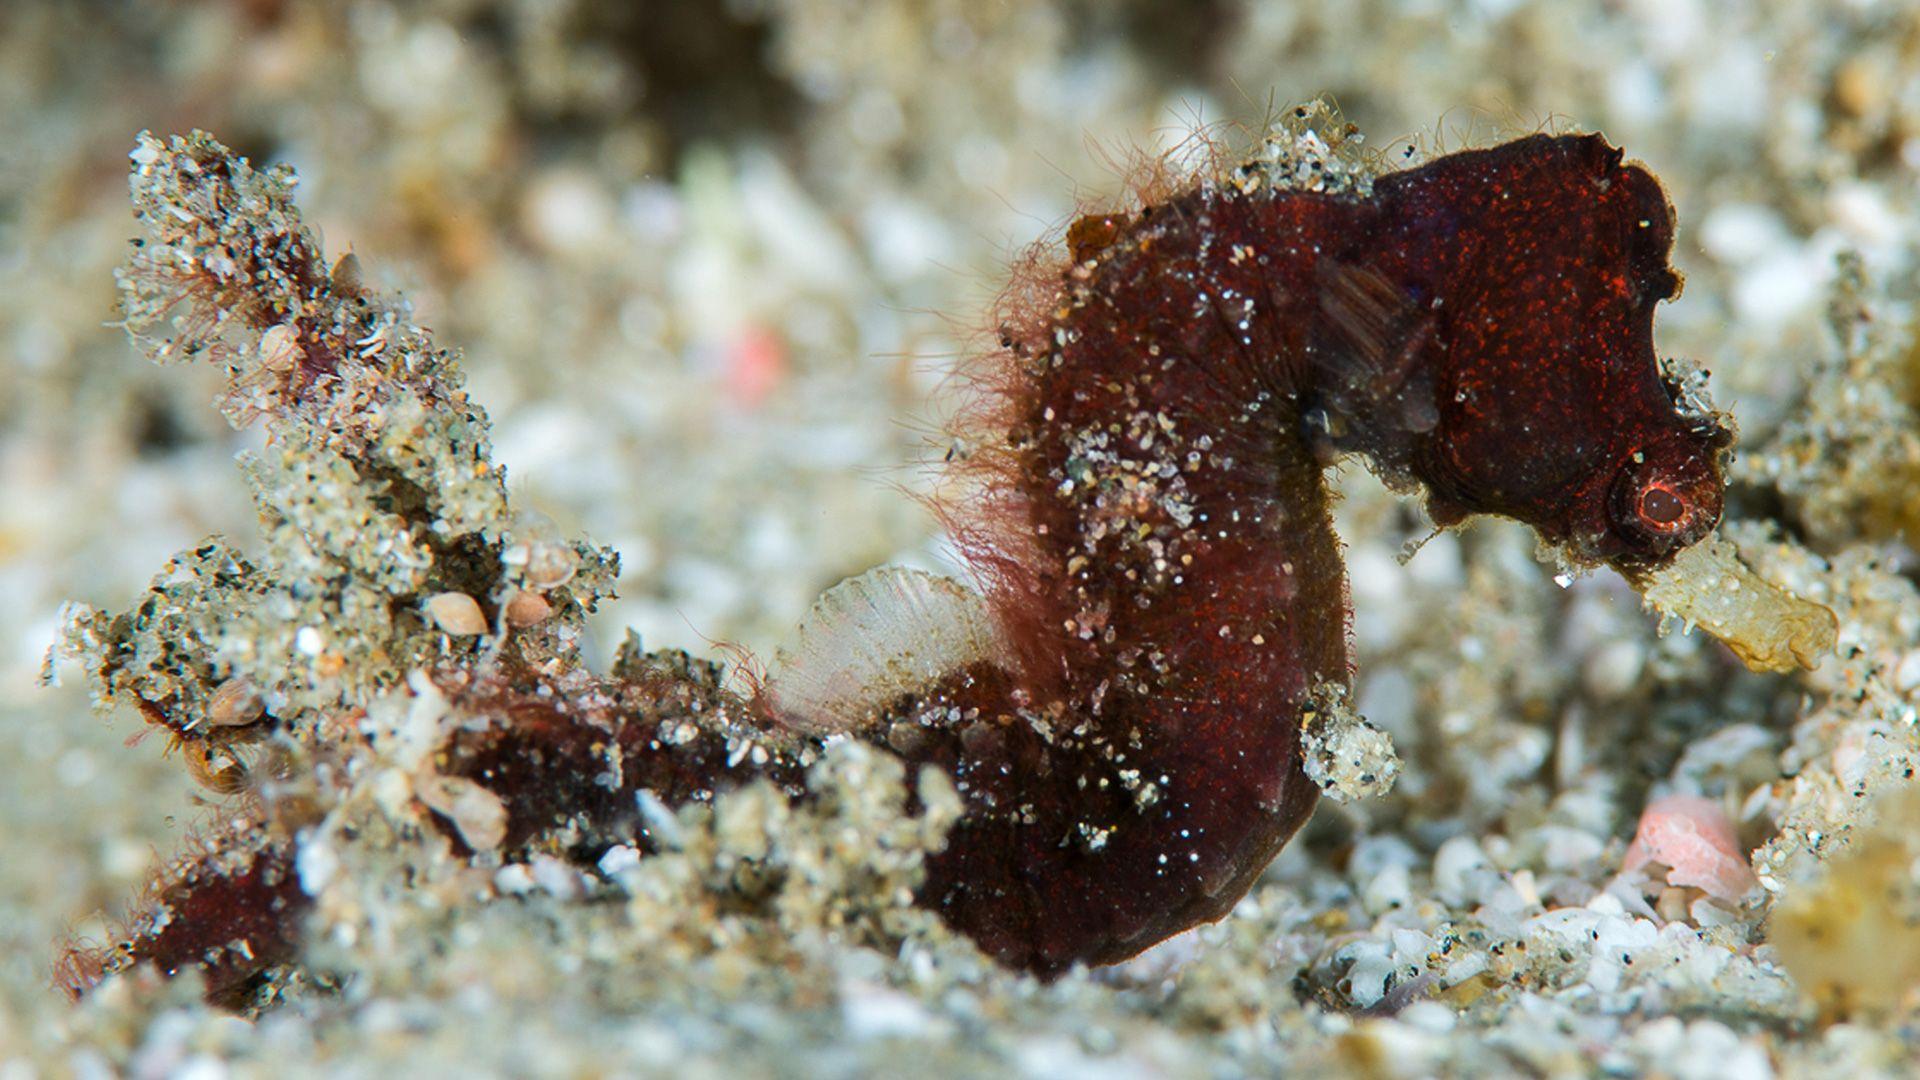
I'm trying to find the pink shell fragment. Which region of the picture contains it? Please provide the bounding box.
[1621,794,1760,902]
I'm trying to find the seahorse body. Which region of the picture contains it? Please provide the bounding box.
[825,132,1727,975]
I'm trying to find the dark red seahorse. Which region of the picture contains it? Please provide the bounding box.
[70,130,1733,998]
[780,130,1727,975]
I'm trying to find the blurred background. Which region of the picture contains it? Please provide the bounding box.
[1,0,1913,1066]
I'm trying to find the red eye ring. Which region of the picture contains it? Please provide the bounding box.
[1607,438,1721,558]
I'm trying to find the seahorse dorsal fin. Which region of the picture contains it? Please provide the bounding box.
[765,566,1000,734]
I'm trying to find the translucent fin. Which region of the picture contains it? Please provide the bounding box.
[765,567,1001,734]
[1314,260,1438,431]
[1623,534,1838,673]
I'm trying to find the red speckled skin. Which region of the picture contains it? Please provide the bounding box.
[62,826,306,1007]
[884,133,1727,975]
[1362,134,1725,561]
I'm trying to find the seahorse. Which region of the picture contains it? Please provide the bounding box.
[754,128,1740,975]
[750,121,1838,974]
[66,121,1837,1000]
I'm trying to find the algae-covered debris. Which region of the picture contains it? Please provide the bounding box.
[50,128,618,997]
[1738,252,1920,549]
[1228,97,1385,198]
[1770,788,1920,1020]
[1625,533,1838,673]
[1301,680,1402,803]
[65,131,619,728]
[49,132,959,1007]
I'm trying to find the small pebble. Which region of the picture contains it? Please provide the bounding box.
[503,590,552,628]
[426,591,488,636]
[1399,1000,1457,1035]
[206,677,263,727]
[257,323,302,372]
[494,863,536,896]
[1582,639,1645,699]
[597,844,642,877]
[1363,863,1413,915]
[1893,648,1920,694]
[1432,835,1496,906]
[295,626,326,656]
[415,773,508,851]
[529,853,584,900]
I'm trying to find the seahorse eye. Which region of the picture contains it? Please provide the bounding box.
[1638,483,1687,529]
[1606,438,1723,560]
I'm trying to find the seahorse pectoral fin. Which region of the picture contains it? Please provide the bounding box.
[1312,260,1438,430]
[763,566,1004,733]
[1618,533,1838,673]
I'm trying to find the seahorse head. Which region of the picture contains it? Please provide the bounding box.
[1372,133,1734,569]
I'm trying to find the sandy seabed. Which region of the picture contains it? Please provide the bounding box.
[3,2,1919,1076]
